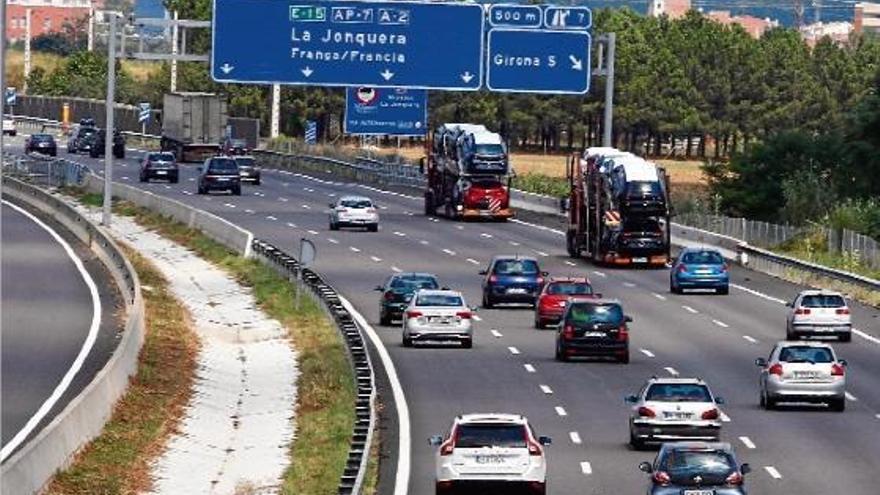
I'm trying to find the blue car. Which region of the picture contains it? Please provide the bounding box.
[670,248,729,294]
[480,255,547,308]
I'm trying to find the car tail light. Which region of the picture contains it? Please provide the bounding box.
[768,363,783,376]
[406,311,423,319]
[722,263,729,272]
[366,208,377,214]
[563,325,574,340]
[794,308,811,315]
[537,276,544,286]
[835,308,850,315]
[637,406,655,418]
[652,471,671,486]
[701,408,719,420]
[725,471,743,485]
[678,264,688,273]
[439,438,455,456]
[831,363,845,376]
[489,275,498,283]
[455,311,472,320]
[617,325,629,342]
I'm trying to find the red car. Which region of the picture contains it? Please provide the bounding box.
[534,277,599,329]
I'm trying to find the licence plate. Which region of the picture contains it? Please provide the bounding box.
[696,269,712,274]
[584,331,606,337]
[217,177,229,181]
[664,412,692,419]
[794,371,820,379]
[633,257,648,263]
[684,491,714,495]
[156,170,167,175]
[475,455,505,464]
[507,288,527,294]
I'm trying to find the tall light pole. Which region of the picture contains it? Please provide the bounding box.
[1,0,7,165]
[24,8,32,93]
[271,84,281,138]
[170,11,179,92]
[102,13,118,227]
[88,7,95,51]
[602,33,616,148]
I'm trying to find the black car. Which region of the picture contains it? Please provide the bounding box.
[555,299,631,363]
[140,151,179,183]
[607,218,666,259]
[89,129,126,159]
[233,156,261,185]
[25,133,57,156]
[480,255,546,308]
[375,272,441,325]
[638,442,751,495]
[67,126,98,153]
[197,156,241,195]
[223,137,249,155]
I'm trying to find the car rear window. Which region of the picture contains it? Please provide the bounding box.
[566,303,623,325]
[681,251,724,264]
[622,218,661,233]
[415,294,463,307]
[645,383,712,402]
[32,134,54,142]
[80,127,97,136]
[626,181,662,198]
[660,449,735,476]
[800,295,846,308]
[340,199,373,208]
[456,424,526,449]
[547,282,593,296]
[390,276,438,290]
[234,157,256,168]
[493,259,539,275]
[778,346,834,363]
[148,152,175,162]
[208,159,238,172]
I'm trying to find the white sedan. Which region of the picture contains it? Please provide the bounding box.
[402,290,474,348]
[2,116,16,136]
[329,196,379,232]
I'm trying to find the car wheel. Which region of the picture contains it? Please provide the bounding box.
[461,338,473,349]
[718,286,729,295]
[402,334,412,347]
[115,151,125,159]
[379,312,391,326]
[840,332,852,343]
[618,350,630,364]
[786,329,796,341]
[629,429,644,451]
[830,397,846,412]
[67,146,74,154]
[534,316,544,329]
[139,175,146,183]
[171,176,179,184]
[329,221,339,231]
[555,342,568,362]
[197,185,205,195]
[233,186,242,196]
[759,391,766,408]
[765,393,777,410]
[367,224,378,232]
[482,292,494,309]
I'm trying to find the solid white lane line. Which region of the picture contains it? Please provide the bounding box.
[653,293,667,301]
[565,261,577,266]
[764,466,782,479]
[640,349,656,358]
[1,201,102,462]
[540,385,554,395]
[490,329,503,338]
[664,367,679,376]
[739,436,756,449]
[350,246,361,253]
[509,218,565,236]
[442,248,456,256]
[266,215,277,221]
[393,231,406,237]
[845,392,858,401]
[508,346,520,355]
[580,461,593,475]
[391,266,403,273]
[466,258,480,265]
[569,432,582,445]
[720,412,731,423]
[472,315,482,322]
[730,283,787,304]
[853,328,880,345]
[682,305,699,314]
[327,238,339,244]
[509,241,521,246]
[592,270,606,278]
[712,319,729,328]
[370,256,383,263]
[307,229,319,235]
[555,406,568,417]
[524,364,536,373]
[481,233,493,238]
[623,282,636,288]
[743,335,759,344]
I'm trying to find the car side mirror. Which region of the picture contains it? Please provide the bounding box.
[470,306,478,312]
[838,359,847,367]
[624,315,633,323]
[374,285,384,292]
[538,436,552,446]
[329,203,335,208]
[755,358,767,367]
[541,271,549,277]
[714,396,725,405]
[428,435,443,446]
[638,461,653,473]
[785,302,793,307]
[740,463,752,475]
[625,394,638,404]
[479,270,488,275]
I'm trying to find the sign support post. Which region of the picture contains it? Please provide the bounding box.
[103,13,118,227]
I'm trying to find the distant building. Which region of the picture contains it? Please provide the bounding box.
[5,0,92,43]
[800,21,853,46]
[855,2,880,35]
[648,0,692,20]
[706,10,780,38]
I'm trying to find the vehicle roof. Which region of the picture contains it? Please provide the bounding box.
[661,441,733,452]
[442,123,488,134]
[338,195,373,202]
[567,298,621,306]
[584,147,628,158]
[393,272,438,279]
[491,254,539,262]
[645,377,708,385]
[608,156,660,182]
[457,413,527,425]
[546,277,591,284]
[797,289,844,297]
[774,340,836,349]
[414,289,462,298]
[680,247,723,254]
[232,155,255,160]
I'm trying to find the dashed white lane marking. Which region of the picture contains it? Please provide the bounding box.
[875,414,880,420]
[266,215,277,221]
[682,305,699,314]
[466,258,480,265]
[405,211,415,216]
[472,315,482,322]
[442,248,456,256]
[456,225,464,230]
[301,204,311,209]
[182,191,193,195]
[555,406,568,417]
[509,241,520,246]
[480,233,493,238]
[623,282,636,288]
[524,364,536,373]
[569,432,582,445]
[845,392,858,402]
[580,461,592,475]
[350,247,361,253]
[539,385,553,395]
[419,240,429,246]
[244,209,255,214]
[739,436,756,449]
[640,349,655,358]
[121,176,130,180]
[327,238,339,244]
[653,293,667,301]
[307,230,319,235]
[379,205,388,210]
[286,222,297,228]
[764,466,782,479]
[164,185,171,190]
[743,335,759,344]
[664,367,679,376]
[565,261,577,266]
[370,256,382,263]
[536,251,549,257]
[391,266,403,273]
[592,270,606,278]
[720,412,731,423]
[712,319,730,328]
[508,346,520,355]
[393,231,407,237]
[188,178,195,182]
[328,193,336,197]
[279,197,288,202]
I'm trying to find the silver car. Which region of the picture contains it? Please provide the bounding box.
[756,341,847,411]
[786,290,852,342]
[627,377,725,450]
[402,289,473,348]
[329,195,379,232]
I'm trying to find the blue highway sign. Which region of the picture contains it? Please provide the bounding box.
[489,5,543,28]
[305,120,318,144]
[211,0,484,90]
[137,102,151,124]
[344,87,427,136]
[544,6,592,30]
[486,28,591,94]
[5,87,16,106]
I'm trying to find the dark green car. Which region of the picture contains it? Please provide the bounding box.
[376,273,441,326]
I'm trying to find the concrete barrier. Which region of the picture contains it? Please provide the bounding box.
[1,179,145,495]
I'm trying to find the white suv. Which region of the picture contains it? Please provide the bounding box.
[430,413,550,495]
[328,195,379,232]
[786,290,852,342]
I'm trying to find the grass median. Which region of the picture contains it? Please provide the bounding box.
[66,189,377,494]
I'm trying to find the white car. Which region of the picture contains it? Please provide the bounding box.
[2,117,16,136]
[430,413,550,495]
[786,289,852,342]
[627,377,725,450]
[402,289,473,348]
[329,195,379,231]
[756,341,847,411]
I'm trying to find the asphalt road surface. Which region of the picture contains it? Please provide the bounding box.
[19,140,880,494]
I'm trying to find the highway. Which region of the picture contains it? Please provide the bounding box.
[16,140,880,494]
[1,197,121,458]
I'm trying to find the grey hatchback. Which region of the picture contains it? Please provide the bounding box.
[639,442,751,495]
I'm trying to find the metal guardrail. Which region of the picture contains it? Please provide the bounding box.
[739,243,880,293]
[251,240,375,495]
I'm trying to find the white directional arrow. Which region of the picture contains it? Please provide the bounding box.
[302,66,314,78]
[220,63,235,74]
[461,71,475,84]
[380,69,395,81]
[569,55,583,71]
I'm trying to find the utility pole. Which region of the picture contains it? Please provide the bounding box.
[88,7,95,51]
[170,11,179,92]
[1,0,7,165]
[794,0,805,29]
[271,84,281,138]
[103,14,118,227]
[602,32,616,148]
[814,0,821,24]
[24,8,32,93]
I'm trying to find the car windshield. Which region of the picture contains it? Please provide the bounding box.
[80,127,97,136]
[415,294,463,307]
[800,294,846,308]
[681,251,724,264]
[340,199,372,208]
[208,159,238,172]
[148,152,175,162]
[235,157,256,168]
[547,282,593,296]
[455,424,526,449]
[626,181,662,198]
[645,383,712,402]
[474,144,505,155]
[778,346,834,364]
[567,303,623,325]
[493,259,539,276]
[660,449,735,477]
[390,276,438,291]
